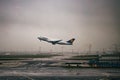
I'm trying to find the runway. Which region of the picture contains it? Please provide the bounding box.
[0,66,120,80]
[0,53,120,80]
[0,59,120,80]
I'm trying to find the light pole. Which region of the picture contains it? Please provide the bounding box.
[61,46,64,54]
[39,46,41,54]
[88,44,92,54]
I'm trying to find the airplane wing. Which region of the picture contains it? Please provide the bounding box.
[51,40,62,45]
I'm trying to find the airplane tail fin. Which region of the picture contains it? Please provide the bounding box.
[67,38,75,44]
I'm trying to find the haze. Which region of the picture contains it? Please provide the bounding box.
[0,0,120,53]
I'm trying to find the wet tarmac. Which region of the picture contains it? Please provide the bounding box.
[0,53,120,80]
[0,76,120,80]
[0,59,120,80]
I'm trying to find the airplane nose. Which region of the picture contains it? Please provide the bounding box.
[37,37,41,41]
[37,37,40,39]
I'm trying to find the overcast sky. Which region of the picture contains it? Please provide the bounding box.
[0,0,120,52]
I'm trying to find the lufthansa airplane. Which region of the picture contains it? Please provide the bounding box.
[38,36,75,45]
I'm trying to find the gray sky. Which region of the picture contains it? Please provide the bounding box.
[0,0,120,52]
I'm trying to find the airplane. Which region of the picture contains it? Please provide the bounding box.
[37,36,75,45]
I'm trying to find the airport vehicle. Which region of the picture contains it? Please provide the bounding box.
[38,36,75,45]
